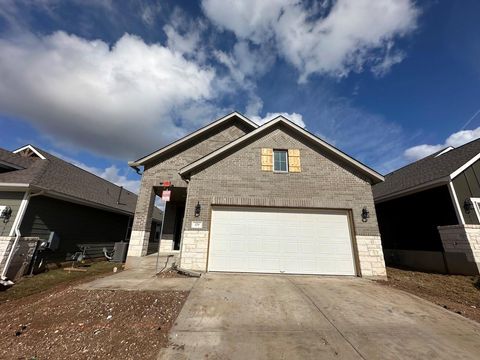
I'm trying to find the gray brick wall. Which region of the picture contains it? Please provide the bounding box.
[143,121,250,188]
[182,126,380,237]
[128,120,250,257]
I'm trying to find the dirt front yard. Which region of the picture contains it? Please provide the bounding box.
[0,265,189,360]
[379,267,480,323]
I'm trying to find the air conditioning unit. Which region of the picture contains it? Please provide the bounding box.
[112,242,128,263]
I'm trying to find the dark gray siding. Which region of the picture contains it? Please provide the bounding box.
[20,195,130,260]
[452,160,480,224]
[375,185,458,251]
[0,191,25,236]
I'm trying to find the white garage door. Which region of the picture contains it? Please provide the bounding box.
[208,207,356,275]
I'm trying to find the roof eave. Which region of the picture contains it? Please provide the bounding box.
[179,117,384,183]
[130,111,258,167]
[374,176,451,203]
[449,152,480,180]
[0,183,30,191]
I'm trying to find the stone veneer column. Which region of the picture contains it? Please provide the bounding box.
[0,236,39,280]
[179,230,209,271]
[356,235,387,279]
[127,182,156,258]
[159,240,174,252]
[0,236,14,274]
[438,225,480,274]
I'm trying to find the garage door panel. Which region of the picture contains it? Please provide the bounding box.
[208,207,356,275]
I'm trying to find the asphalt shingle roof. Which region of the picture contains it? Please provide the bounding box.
[373,138,480,200]
[0,146,145,216]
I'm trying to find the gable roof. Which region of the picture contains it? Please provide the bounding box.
[13,145,47,159]
[373,137,480,202]
[179,116,384,184]
[0,145,160,217]
[129,111,258,167]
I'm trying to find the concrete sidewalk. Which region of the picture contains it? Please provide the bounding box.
[76,268,198,292]
[159,273,480,360]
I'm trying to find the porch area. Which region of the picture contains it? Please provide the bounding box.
[126,185,187,270]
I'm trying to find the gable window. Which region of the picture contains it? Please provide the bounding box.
[273,150,288,172]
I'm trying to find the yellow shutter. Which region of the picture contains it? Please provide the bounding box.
[288,149,301,172]
[261,148,273,171]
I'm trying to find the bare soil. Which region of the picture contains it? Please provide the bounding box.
[0,266,189,360]
[378,267,480,323]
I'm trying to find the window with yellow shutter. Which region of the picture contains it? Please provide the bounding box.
[261,148,301,173]
[273,150,288,172]
[288,149,301,172]
[261,148,273,171]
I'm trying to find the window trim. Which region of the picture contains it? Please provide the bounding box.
[273,149,289,173]
[470,197,480,223]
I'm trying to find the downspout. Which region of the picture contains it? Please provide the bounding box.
[1,190,45,284]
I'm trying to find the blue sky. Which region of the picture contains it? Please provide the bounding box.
[1,0,480,193]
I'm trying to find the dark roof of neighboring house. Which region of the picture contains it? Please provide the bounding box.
[373,138,480,201]
[0,146,161,218]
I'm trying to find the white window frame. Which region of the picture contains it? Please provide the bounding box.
[470,197,480,223]
[273,149,289,173]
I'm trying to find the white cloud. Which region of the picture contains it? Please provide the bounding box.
[0,31,216,159]
[163,7,206,57]
[250,112,305,128]
[202,0,419,81]
[404,127,480,161]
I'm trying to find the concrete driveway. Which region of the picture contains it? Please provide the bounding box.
[159,273,480,359]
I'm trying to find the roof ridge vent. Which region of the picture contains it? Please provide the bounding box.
[434,146,454,157]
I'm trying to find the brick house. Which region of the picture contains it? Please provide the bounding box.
[127,112,386,278]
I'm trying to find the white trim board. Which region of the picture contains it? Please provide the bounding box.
[179,116,384,184]
[129,112,258,167]
[448,181,465,225]
[0,183,30,191]
[450,152,480,180]
[435,147,454,157]
[8,191,30,237]
[13,145,46,160]
[470,197,480,224]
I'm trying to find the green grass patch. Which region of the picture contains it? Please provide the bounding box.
[0,261,118,303]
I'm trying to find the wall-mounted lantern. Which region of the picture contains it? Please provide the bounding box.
[194,201,201,217]
[464,198,474,214]
[0,206,12,223]
[361,207,370,222]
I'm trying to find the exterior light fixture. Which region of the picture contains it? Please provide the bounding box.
[464,198,474,214]
[194,201,201,217]
[361,207,370,222]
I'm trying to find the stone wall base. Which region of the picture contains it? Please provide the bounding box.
[180,230,209,271]
[438,225,480,275]
[0,236,14,274]
[127,230,149,257]
[356,235,387,279]
[159,239,174,253]
[0,236,40,280]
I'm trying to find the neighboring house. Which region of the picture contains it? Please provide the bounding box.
[373,139,480,275]
[0,145,161,281]
[126,112,386,278]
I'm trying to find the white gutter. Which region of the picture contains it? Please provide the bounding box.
[1,190,44,283]
[0,183,30,191]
